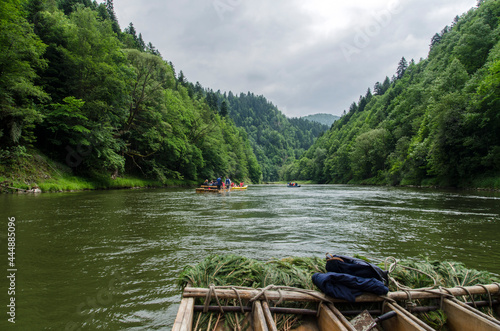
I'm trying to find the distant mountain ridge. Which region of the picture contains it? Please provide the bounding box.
[301,113,340,126]
[217,92,329,181]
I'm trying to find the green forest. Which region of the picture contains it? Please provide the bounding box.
[1,0,499,191]
[216,91,329,181]
[283,0,500,189]
[0,0,265,189]
[0,0,331,190]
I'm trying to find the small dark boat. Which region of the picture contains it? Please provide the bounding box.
[287,182,301,187]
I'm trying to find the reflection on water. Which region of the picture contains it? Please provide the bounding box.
[0,185,499,329]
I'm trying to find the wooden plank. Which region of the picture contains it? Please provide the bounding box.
[172,297,195,331]
[388,284,500,301]
[261,301,278,331]
[253,301,269,331]
[326,304,356,331]
[193,305,318,315]
[317,303,350,331]
[195,188,220,193]
[442,298,500,331]
[381,302,435,331]
[450,299,500,327]
[183,284,500,304]
[392,302,435,331]
[172,298,187,331]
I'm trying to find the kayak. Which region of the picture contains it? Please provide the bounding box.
[230,185,248,190]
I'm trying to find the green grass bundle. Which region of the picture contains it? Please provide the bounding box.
[386,258,499,291]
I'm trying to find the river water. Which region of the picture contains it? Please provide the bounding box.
[0,185,499,329]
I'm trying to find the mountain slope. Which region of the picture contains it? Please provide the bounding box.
[210,91,330,181]
[301,113,340,127]
[285,0,500,188]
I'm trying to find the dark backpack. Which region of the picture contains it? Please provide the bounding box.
[325,254,389,286]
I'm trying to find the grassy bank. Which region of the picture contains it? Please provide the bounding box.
[0,150,195,193]
[34,174,171,192]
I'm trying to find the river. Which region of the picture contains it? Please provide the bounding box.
[0,184,499,329]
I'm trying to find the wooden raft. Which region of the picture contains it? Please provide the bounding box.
[195,185,226,193]
[173,284,500,331]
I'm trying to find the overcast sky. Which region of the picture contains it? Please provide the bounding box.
[114,0,477,117]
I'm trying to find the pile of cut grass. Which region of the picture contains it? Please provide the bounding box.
[178,254,326,290]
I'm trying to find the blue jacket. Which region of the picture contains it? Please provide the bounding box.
[312,272,388,302]
[326,254,388,285]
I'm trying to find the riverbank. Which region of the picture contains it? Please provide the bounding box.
[0,150,195,193]
[342,174,500,191]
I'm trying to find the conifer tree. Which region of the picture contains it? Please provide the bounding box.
[137,33,146,51]
[220,100,229,117]
[396,57,408,79]
[430,33,442,50]
[106,0,116,21]
[124,22,137,42]
[105,0,120,33]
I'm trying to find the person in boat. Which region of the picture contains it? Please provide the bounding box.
[225,176,231,189]
[203,179,209,186]
[216,176,222,190]
[240,182,244,187]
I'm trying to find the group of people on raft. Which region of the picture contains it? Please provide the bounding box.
[202,176,244,190]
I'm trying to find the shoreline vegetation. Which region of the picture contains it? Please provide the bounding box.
[0,149,195,194]
[2,150,498,194]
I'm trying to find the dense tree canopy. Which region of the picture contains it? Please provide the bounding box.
[0,0,48,161]
[0,0,261,184]
[286,0,500,188]
[220,92,329,181]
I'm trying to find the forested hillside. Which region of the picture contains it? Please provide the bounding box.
[0,0,262,188]
[284,0,500,188]
[211,92,329,181]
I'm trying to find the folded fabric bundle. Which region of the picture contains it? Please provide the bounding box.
[312,272,389,302]
[326,254,389,286]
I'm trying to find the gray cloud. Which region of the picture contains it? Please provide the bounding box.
[114,0,477,117]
